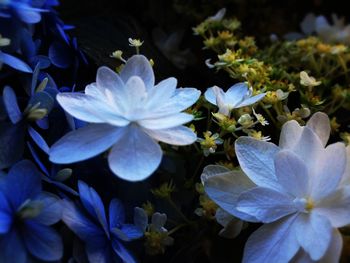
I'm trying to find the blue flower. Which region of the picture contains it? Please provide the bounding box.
[0,159,63,262]
[0,0,47,24]
[62,180,143,263]
[49,55,200,181]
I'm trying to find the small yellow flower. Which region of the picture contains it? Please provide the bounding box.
[300,71,321,87]
[128,38,144,47]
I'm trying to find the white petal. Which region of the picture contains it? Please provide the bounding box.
[138,113,193,130]
[236,93,266,108]
[49,124,123,164]
[123,76,147,119]
[235,137,282,191]
[310,142,346,200]
[146,77,177,109]
[143,126,196,146]
[279,120,303,149]
[213,86,229,115]
[57,93,130,126]
[315,186,350,227]
[275,150,309,198]
[108,126,162,181]
[306,112,330,147]
[237,187,297,223]
[242,215,299,263]
[120,55,155,90]
[204,87,217,105]
[203,170,258,222]
[225,83,249,106]
[295,213,332,261]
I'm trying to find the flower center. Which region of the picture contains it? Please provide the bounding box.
[293,197,314,213]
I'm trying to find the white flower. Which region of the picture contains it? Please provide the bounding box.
[300,71,321,87]
[207,8,226,22]
[202,112,350,262]
[49,55,200,181]
[204,83,266,116]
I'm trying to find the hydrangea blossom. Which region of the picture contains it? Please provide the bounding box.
[0,0,47,24]
[204,83,265,116]
[0,160,63,262]
[62,181,143,263]
[202,112,350,262]
[49,55,200,181]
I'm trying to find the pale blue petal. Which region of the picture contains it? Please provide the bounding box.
[49,124,124,164]
[225,83,248,106]
[108,126,162,181]
[242,215,299,263]
[237,187,297,223]
[274,150,309,198]
[204,87,217,105]
[144,126,197,146]
[123,76,147,118]
[146,77,177,109]
[279,120,303,149]
[151,212,167,231]
[318,229,342,263]
[236,93,266,108]
[306,112,330,147]
[295,213,332,261]
[120,55,155,90]
[235,137,282,191]
[138,113,193,130]
[28,126,50,154]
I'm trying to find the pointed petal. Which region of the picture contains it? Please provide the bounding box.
[310,142,346,200]
[225,83,249,106]
[295,213,332,260]
[315,186,350,227]
[200,165,231,183]
[275,150,309,198]
[138,113,193,130]
[108,126,162,181]
[237,187,296,223]
[49,124,123,164]
[120,55,154,90]
[279,120,303,149]
[144,126,196,146]
[0,52,32,73]
[236,93,266,108]
[235,137,282,191]
[2,86,22,124]
[117,224,143,240]
[78,181,109,236]
[112,239,137,263]
[146,77,177,109]
[242,215,299,263]
[23,222,63,261]
[28,126,50,154]
[203,169,258,222]
[33,192,62,225]
[204,87,217,105]
[109,199,125,229]
[306,112,330,147]
[56,93,129,126]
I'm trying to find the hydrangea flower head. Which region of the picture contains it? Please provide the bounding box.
[202,112,350,262]
[0,160,63,262]
[49,55,200,181]
[62,181,142,263]
[204,83,265,116]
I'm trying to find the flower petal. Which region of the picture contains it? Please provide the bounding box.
[235,137,282,191]
[306,112,330,147]
[108,126,162,181]
[237,187,297,223]
[274,150,309,198]
[120,55,155,90]
[0,191,12,234]
[310,142,346,200]
[242,215,299,263]
[138,113,193,130]
[23,222,63,261]
[0,229,27,263]
[112,239,137,263]
[279,120,303,149]
[225,83,249,106]
[146,77,177,109]
[33,192,62,225]
[236,93,266,108]
[2,86,22,124]
[203,169,258,222]
[295,213,332,261]
[315,186,350,227]
[204,87,217,105]
[109,198,125,229]
[318,229,342,263]
[144,126,196,146]
[0,51,32,73]
[49,124,124,164]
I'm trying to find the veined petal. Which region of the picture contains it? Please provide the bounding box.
[236,93,266,108]
[144,126,197,146]
[237,187,297,223]
[306,112,330,147]
[146,77,177,109]
[235,137,282,191]
[279,120,303,149]
[108,126,162,181]
[315,186,350,227]
[203,169,258,222]
[310,142,346,200]
[49,124,124,164]
[274,150,309,198]
[225,83,249,106]
[138,113,193,130]
[120,55,155,90]
[56,93,130,126]
[242,215,299,263]
[295,213,332,261]
[200,165,231,183]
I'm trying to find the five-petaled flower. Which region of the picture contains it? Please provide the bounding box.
[202,112,350,262]
[49,55,200,181]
